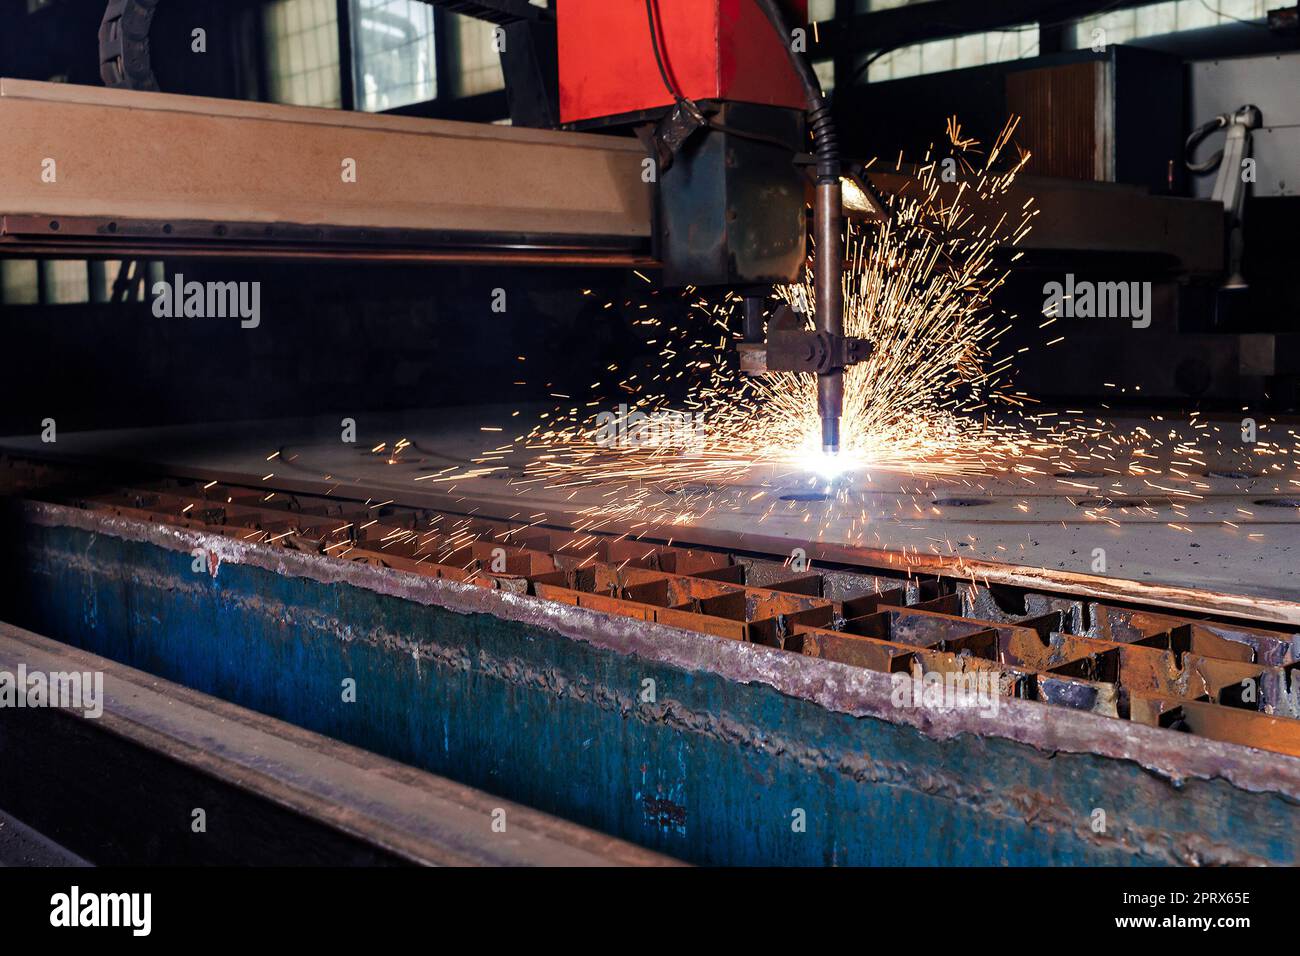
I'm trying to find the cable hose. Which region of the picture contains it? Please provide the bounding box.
[1185,116,1227,174]
[752,0,840,181]
[806,102,839,180]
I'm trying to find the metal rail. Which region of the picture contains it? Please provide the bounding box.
[0,214,653,267]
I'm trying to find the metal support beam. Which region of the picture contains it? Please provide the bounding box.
[500,17,560,127]
[0,79,650,259]
[0,79,1223,269]
[337,0,356,111]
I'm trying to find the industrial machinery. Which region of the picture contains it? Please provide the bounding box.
[562,0,872,453]
[5,2,1238,439]
[91,0,871,452]
[2,0,1300,877]
[1186,103,1262,290]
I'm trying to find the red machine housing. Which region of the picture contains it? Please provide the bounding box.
[557,0,809,125]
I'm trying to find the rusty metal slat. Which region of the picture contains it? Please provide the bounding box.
[1130,693,1300,758]
[794,625,917,672]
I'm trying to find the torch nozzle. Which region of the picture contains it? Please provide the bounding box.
[814,178,845,461]
[821,414,840,456]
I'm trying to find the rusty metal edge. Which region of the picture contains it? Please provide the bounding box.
[22,498,1300,803]
[165,461,1300,629]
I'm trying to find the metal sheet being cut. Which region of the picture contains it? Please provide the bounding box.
[4,407,1298,625]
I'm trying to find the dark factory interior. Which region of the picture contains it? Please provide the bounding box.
[1,0,1299,890]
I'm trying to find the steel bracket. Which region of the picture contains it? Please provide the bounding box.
[740,303,871,375]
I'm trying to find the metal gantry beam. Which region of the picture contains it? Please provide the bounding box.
[0,78,651,261]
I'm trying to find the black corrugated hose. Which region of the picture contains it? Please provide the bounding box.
[752,0,841,182]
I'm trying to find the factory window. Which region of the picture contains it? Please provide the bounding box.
[264,0,343,108]
[814,59,835,92]
[0,260,161,307]
[94,260,155,303]
[450,12,505,97]
[867,25,1039,82]
[812,1,935,21]
[40,261,90,305]
[350,0,437,111]
[0,260,39,306]
[1071,0,1269,48]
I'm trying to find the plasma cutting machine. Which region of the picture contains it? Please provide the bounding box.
[7,1,1230,451]
[3,0,875,454]
[0,2,1241,438]
[558,0,875,454]
[5,1,1300,871]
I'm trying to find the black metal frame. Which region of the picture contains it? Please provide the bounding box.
[418,0,557,125]
[94,0,554,123]
[98,0,1212,125]
[335,0,560,124]
[422,0,552,25]
[336,0,355,110]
